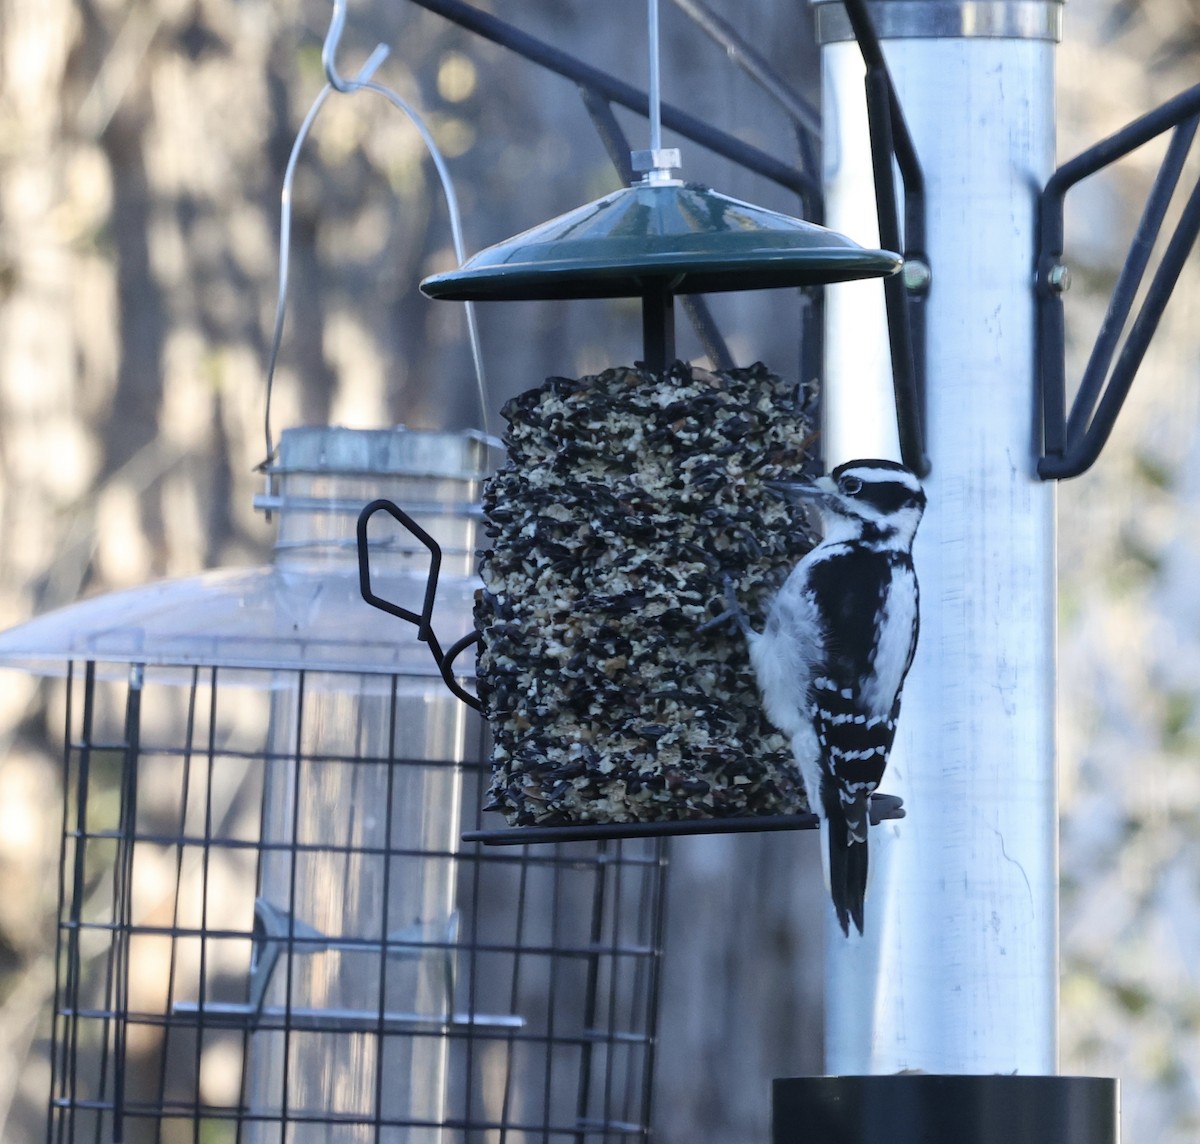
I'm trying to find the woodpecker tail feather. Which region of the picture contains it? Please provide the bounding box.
[825,791,871,936]
[828,829,869,936]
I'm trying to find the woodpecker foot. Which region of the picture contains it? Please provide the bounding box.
[699,575,752,636]
[868,792,905,824]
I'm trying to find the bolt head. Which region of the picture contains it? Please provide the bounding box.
[1047,263,1071,293]
[901,258,931,293]
[631,148,682,174]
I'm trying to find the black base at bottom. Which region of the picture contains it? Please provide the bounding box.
[772,1074,1119,1144]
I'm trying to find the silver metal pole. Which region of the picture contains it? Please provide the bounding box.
[813,0,1064,1076]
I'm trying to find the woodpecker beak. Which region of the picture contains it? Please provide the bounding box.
[764,475,837,504]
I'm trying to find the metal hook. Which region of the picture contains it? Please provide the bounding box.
[322,0,391,94]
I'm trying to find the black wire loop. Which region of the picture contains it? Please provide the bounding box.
[356,499,482,711]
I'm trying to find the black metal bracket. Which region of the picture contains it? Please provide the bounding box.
[406,0,820,200]
[1037,82,1200,480]
[843,0,930,478]
[356,499,482,711]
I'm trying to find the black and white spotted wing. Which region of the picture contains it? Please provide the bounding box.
[805,545,919,933]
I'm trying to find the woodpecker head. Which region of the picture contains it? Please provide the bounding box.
[769,458,926,547]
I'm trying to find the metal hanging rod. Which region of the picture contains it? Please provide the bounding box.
[669,0,822,142]
[647,0,664,154]
[1037,82,1200,480]
[668,0,823,224]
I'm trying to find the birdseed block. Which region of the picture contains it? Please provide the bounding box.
[476,361,819,825]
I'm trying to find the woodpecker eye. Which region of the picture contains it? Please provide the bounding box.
[840,476,864,496]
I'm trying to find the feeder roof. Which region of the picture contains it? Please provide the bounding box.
[420,181,901,301]
[0,565,473,684]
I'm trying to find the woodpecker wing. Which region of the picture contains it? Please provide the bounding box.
[807,544,919,816]
[805,543,920,934]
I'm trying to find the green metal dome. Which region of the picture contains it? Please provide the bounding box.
[421,181,900,301]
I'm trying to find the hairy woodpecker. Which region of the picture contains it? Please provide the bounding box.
[748,458,925,935]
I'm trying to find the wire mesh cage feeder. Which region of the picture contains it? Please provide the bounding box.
[1,425,668,1142]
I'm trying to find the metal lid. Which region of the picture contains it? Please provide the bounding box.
[269,425,499,481]
[811,1,1065,44]
[421,182,900,302]
[0,565,475,682]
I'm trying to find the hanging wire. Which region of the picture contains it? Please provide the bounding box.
[261,0,490,474]
[647,0,662,153]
